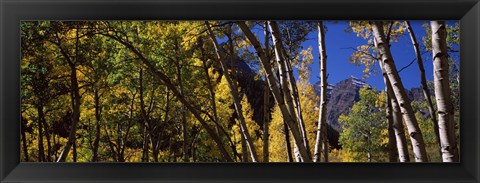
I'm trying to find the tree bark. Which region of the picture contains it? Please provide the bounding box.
[241,132,248,162]
[284,122,294,162]
[91,89,102,162]
[21,116,30,161]
[138,67,152,162]
[371,21,428,162]
[36,104,46,162]
[374,34,410,162]
[406,21,442,157]
[263,83,270,162]
[390,91,410,162]
[431,21,459,162]
[262,22,271,162]
[238,21,312,162]
[141,127,149,162]
[386,93,399,162]
[205,21,259,162]
[376,33,399,162]
[314,21,329,162]
[43,119,52,162]
[72,140,77,162]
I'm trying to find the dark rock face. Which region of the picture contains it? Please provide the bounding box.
[325,77,366,132]
[313,77,367,149]
[406,87,426,102]
[313,82,334,99]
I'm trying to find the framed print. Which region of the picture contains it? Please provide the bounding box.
[1,0,479,182]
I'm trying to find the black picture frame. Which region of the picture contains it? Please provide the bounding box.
[1,0,479,182]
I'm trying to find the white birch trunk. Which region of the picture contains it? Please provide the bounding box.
[374,37,410,162]
[371,21,428,162]
[314,21,329,162]
[431,21,459,162]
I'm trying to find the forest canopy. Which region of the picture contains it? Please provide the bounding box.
[20,20,460,162]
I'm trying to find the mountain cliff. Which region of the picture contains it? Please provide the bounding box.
[313,77,426,149]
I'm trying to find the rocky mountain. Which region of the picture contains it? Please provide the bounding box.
[322,76,366,131]
[313,77,427,149]
[313,76,367,148]
[406,87,426,102]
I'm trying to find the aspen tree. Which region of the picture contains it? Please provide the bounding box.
[431,21,459,162]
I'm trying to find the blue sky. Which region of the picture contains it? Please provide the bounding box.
[294,21,459,90]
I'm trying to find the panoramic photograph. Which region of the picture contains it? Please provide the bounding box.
[20,20,460,163]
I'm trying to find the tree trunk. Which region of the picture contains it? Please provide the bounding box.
[37,104,46,162]
[141,127,149,162]
[101,32,234,162]
[293,144,302,162]
[241,132,248,162]
[431,21,459,162]
[57,61,81,162]
[92,89,101,162]
[378,31,399,162]
[314,21,329,162]
[238,21,312,162]
[21,116,29,161]
[371,21,428,162]
[262,22,271,162]
[263,83,270,162]
[72,140,77,162]
[57,27,81,162]
[391,92,410,162]
[406,21,442,157]
[205,21,259,162]
[42,119,52,162]
[386,93,399,162]
[375,33,410,163]
[284,122,294,162]
[138,67,151,162]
